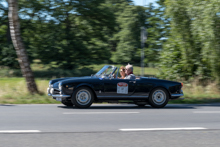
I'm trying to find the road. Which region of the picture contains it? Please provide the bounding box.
[0,103,220,147]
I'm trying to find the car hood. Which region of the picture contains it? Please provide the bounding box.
[50,76,93,88]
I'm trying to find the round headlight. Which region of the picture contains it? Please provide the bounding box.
[58,83,62,90]
[50,88,54,94]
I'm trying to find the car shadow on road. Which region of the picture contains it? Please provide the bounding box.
[57,104,196,109]
[0,104,15,107]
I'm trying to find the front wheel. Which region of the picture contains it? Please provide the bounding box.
[148,88,169,108]
[71,87,94,108]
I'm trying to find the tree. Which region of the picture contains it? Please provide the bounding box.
[144,1,169,65]
[159,0,220,81]
[0,0,18,68]
[8,0,38,93]
[111,1,169,66]
[111,3,146,64]
[2,0,170,71]
[17,0,115,68]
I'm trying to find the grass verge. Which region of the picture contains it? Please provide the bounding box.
[0,77,220,104]
[170,80,220,104]
[0,78,59,104]
[0,64,159,104]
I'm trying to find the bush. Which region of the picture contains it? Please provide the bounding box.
[0,67,95,78]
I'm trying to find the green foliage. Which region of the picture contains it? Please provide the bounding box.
[112,2,142,61]
[111,1,166,64]
[1,0,167,70]
[144,1,169,64]
[0,63,159,78]
[0,67,95,78]
[159,0,220,81]
[18,0,115,69]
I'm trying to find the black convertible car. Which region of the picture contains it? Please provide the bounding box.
[47,65,184,108]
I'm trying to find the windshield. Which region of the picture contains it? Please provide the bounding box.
[95,65,117,78]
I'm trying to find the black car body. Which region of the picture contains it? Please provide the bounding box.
[47,65,184,108]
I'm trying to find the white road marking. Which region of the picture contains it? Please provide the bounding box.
[63,112,139,114]
[194,111,220,113]
[119,127,207,131]
[0,130,41,133]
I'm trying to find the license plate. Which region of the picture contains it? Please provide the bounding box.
[56,98,62,101]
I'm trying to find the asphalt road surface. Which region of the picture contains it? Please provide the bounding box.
[0,103,220,147]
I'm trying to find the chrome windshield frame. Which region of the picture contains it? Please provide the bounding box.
[95,65,110,76]
[95,65,117,78]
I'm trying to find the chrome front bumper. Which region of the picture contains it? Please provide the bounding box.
[170,90,184,100]
[47,88,71,98]
[47,88,52,96]
[51,94,71,98]
[171,93,184,97]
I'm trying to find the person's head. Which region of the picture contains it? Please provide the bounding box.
[120,66,126,77]
[125,63,133,75]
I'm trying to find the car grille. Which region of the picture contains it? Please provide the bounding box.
[53,89,61,94]
[49,88,61,95]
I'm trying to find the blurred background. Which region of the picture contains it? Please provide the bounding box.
[0,0,220,103]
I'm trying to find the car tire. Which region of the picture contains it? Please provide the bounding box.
[61,100,73,107]
[71,87,94,108]
[148,88,169,108]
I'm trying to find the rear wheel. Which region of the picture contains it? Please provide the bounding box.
[71,87,94,108]
[148,88,169,108]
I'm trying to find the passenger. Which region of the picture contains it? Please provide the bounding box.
[119,66,126,79]
[124,64,136,80]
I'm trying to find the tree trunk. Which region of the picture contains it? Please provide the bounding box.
[8,0,38,94]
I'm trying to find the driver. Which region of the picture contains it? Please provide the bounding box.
[124,64,136,79]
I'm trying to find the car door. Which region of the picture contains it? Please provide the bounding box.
[133,78,155,97]
[103,78,136,97]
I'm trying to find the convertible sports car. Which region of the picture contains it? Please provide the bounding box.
[47,65,184,108]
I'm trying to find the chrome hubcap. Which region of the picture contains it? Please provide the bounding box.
[76,90,91,105]
[152,90,166,105]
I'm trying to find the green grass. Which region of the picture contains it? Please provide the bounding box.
[0,78,60,104]
[0,64,219,104]
[169,81,220,104]
[169,97,220,104]
[1,77,220,104]
[0,64,159,104]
